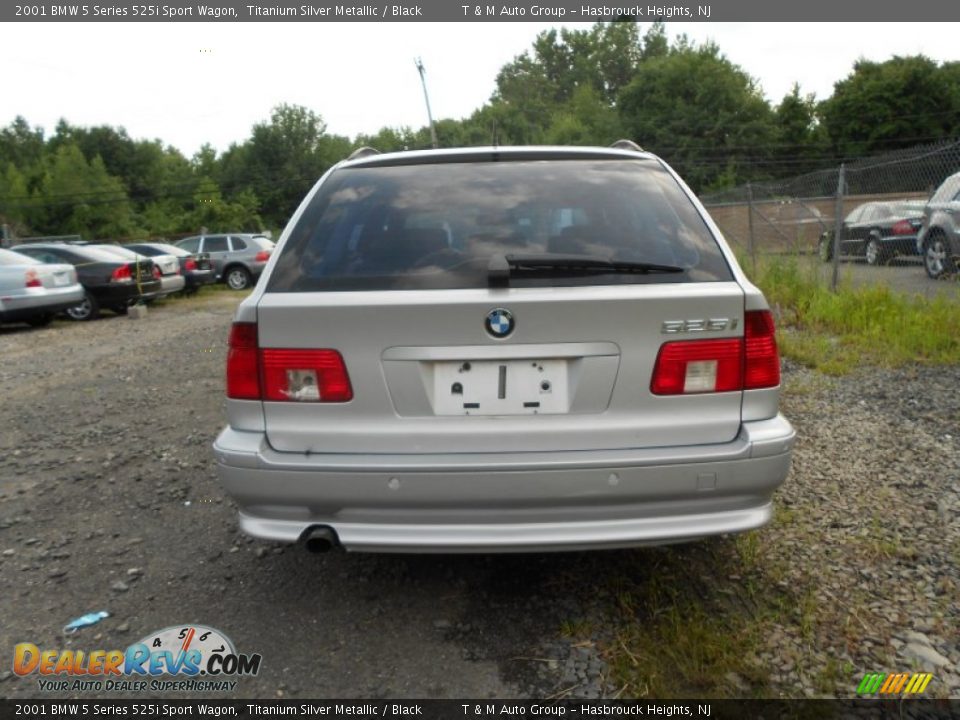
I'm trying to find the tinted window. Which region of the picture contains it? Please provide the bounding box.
[205,236,229,253]
[178,237,201,253]
[269,160,732,292]
[231,237,248,251]
[126,244,162,257]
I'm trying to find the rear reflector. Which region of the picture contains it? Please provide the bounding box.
[651,310,780,395]
[226,322,352,402]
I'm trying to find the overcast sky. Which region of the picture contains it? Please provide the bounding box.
[3,22,957,157]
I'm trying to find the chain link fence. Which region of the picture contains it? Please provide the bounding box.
[700,139,960,295]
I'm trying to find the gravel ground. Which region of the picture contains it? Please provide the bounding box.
[0,293,957,700]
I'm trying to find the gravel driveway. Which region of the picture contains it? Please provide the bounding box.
[0,293,957,699]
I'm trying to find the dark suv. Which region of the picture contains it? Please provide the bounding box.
[175,234,274,290]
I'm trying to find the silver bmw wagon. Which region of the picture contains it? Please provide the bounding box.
[213,143,795,553]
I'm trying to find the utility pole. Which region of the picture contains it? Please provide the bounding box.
[415,57,439,149]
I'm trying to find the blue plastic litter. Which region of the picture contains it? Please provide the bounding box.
[63,611,110,634]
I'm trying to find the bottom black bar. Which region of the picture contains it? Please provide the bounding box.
[0,699,958,720]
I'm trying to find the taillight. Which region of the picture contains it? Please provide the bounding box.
[111,265,132,282]
[262,349,353,402]
[891,220,913,236]
[225,322,353,403]
[25,270,42,288]
[226,323,261,400]
[254,250,271,262]
[152,266,162,279]
[743,310,780,390]
[184,258,197,271]
[651,339,743,395]
[651,310,780,395]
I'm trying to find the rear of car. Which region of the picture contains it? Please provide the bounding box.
[94,245,185,298]
[917,172,960,278]
[127,242,215,293]
[214,146,795,553]
[175,234,273,290]
[12,244,162,320]
[0,248,84,325]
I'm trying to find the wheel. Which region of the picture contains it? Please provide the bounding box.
[818,235,833,262]
[26,314,54,327]
[924,234,956,279]
[225,266,251,290]
[65,292,100,321]
[865,238,885,266]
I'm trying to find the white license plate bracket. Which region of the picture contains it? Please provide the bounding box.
[431,359,569,416]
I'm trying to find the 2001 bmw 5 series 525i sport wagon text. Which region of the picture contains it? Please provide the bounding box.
[213,142,795,553]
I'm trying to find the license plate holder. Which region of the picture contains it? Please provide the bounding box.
[431,359,569,416]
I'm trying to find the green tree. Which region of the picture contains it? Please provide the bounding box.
[33,144,135,238]
[617,42,777,190]
[819,55,960,156]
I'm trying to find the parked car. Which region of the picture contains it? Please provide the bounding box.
[174,234,274,290]
[125,242,215,293]
[213,143,795,554]
[819,200,925,265]
[0,247,84,326]
[917,172,960,278]
[92,244,185,299]
[12,243,161,320]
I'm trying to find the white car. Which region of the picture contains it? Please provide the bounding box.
[0,247,85,326]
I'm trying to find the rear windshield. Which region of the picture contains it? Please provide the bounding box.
[268,159,732,292]
[0,248,41,266]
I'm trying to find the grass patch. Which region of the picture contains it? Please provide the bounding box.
[604,544,775,698]
[749,256,960,373]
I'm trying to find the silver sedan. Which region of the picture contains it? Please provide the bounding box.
[0,247,85,326]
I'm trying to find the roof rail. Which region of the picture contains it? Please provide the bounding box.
[610,139,644,152]
[348,146,381,161]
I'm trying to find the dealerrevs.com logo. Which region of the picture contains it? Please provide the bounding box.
[13,624,262,693]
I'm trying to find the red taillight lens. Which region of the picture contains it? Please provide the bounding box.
[152,266,162,279]
[254,250,271,263]
[651,310,780,395]
[744,309,780,389]
[25,270,42,288]
[261,349,353,402]
[225,323,352,402]
[651,339,743,395]
[184,258,197,271]
[891,220,913,236]
[111,264,132,282]
[226,323,261,400]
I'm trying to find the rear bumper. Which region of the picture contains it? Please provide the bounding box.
[214,414,795,552]
[0,284,85,321]
[184,269,215,288]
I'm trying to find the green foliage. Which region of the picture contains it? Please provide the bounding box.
[819,55,960,156]
[752,257,960,372]
[617,42,777,191]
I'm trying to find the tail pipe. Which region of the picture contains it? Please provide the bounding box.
[301,525,340,554]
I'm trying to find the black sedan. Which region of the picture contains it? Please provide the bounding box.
[820,200,926,266]
[125,242,216,294]
[12,243,162,320]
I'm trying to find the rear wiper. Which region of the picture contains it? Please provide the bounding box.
[488,253,684,286]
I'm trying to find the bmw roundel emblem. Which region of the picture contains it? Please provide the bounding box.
[485,308,515,338]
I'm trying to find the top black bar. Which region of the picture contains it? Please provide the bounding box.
[3,0,960,21]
